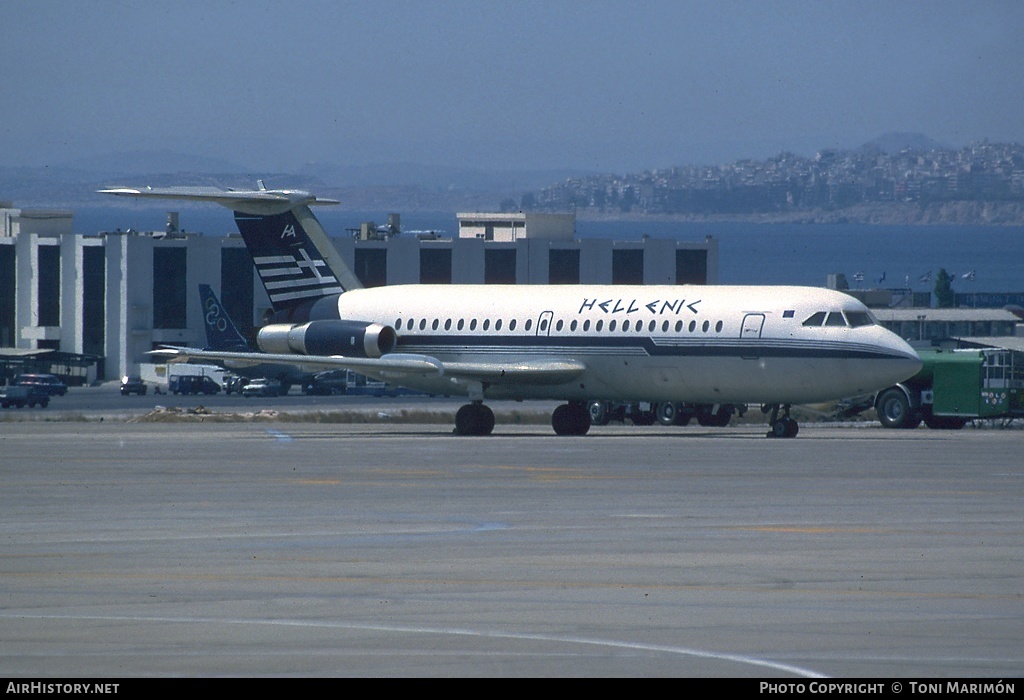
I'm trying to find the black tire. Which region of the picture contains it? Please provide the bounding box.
[455,404,494,436]
[552,403,591,436]
[655,402,679,426]
[697,405,732,427]
[630,410,656,426]
[876,388,919,429]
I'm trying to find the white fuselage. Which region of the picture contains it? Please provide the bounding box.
[335,284,921,404]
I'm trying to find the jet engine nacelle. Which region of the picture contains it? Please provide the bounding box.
[257,320,397,358]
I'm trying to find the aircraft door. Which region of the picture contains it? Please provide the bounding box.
[740,313,766,361]
[536,311,554,336]
[740,313,765,339]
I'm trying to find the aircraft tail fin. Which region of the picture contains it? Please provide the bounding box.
[199,284,251,352]
[99,183,365,318]
[233,204,364,314]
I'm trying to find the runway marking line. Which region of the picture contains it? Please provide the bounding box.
[0,611,828,678]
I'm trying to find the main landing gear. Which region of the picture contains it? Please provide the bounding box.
[763,403,799,438]
[454,401,592,436]
[551,401,591,436]
[454,402,495,436]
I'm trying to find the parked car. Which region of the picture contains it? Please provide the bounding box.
[222,374,247,395]
[12,373,68,396]
[120,376,147,396]
[241,378,282,397]
[168,375,221,395]
[0,385,50,408]
[302,370,348,395]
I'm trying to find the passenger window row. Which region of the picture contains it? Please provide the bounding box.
[393,317,727,335]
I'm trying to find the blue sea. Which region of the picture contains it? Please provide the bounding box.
[73,205,1024,293]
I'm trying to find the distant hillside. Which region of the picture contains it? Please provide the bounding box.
[1,149,586,210]
[861,132,951,153]
[5,137,1024,224]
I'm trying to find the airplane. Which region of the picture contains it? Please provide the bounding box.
[200,283,252,352]
[199,283,314,393]
[100,182,922,437]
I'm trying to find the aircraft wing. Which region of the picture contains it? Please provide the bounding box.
[150,347,586,386]
[439,359,586,385]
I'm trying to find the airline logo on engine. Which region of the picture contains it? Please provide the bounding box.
[281,224,297,238]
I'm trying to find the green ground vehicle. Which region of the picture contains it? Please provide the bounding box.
[875,347,1024,429]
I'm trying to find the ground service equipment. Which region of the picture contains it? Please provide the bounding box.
[875,347,1023,429]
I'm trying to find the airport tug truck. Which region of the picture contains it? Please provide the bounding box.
[874,347,1023,429]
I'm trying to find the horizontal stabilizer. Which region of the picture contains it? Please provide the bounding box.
[99,185,339,216]
[149,346,445,380]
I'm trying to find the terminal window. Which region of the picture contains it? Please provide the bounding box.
[355,248,387,288]
[221,247,255,335]
[612,249,644,284]
[676,249,707,285]
[0,245,14,346]
[153,247,187,329]
[549,249,580,284]
[420,248,452,284]
[37,245,61,327]
[485,248,517,284]
[82,246,105,357]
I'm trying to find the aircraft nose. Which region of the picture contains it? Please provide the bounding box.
[882,333,923,384]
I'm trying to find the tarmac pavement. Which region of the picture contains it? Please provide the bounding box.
[0,415,1021,677]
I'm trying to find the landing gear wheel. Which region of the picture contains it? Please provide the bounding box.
[552,402,592,436]
[769,417,799,438]
[454,403,495,436]
[656,402,689,426]
[765,404,798,438]
[630,410,656,426]
[588,401,610,426]
[696,405,732,427]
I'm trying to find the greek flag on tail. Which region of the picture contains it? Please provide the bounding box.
[233,208,346,311]
[95,182,360,316]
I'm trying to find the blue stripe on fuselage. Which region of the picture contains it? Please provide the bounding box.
[393,333,909,360]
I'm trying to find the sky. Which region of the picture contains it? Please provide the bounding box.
[2,0,1024,174]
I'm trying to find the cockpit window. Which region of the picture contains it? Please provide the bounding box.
[802,312,826,327]
[804,310,876,329]
[845,311,874,327]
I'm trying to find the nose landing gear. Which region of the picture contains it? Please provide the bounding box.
[763,403,799,438]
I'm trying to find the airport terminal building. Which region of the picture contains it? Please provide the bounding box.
[0,206,718,383]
